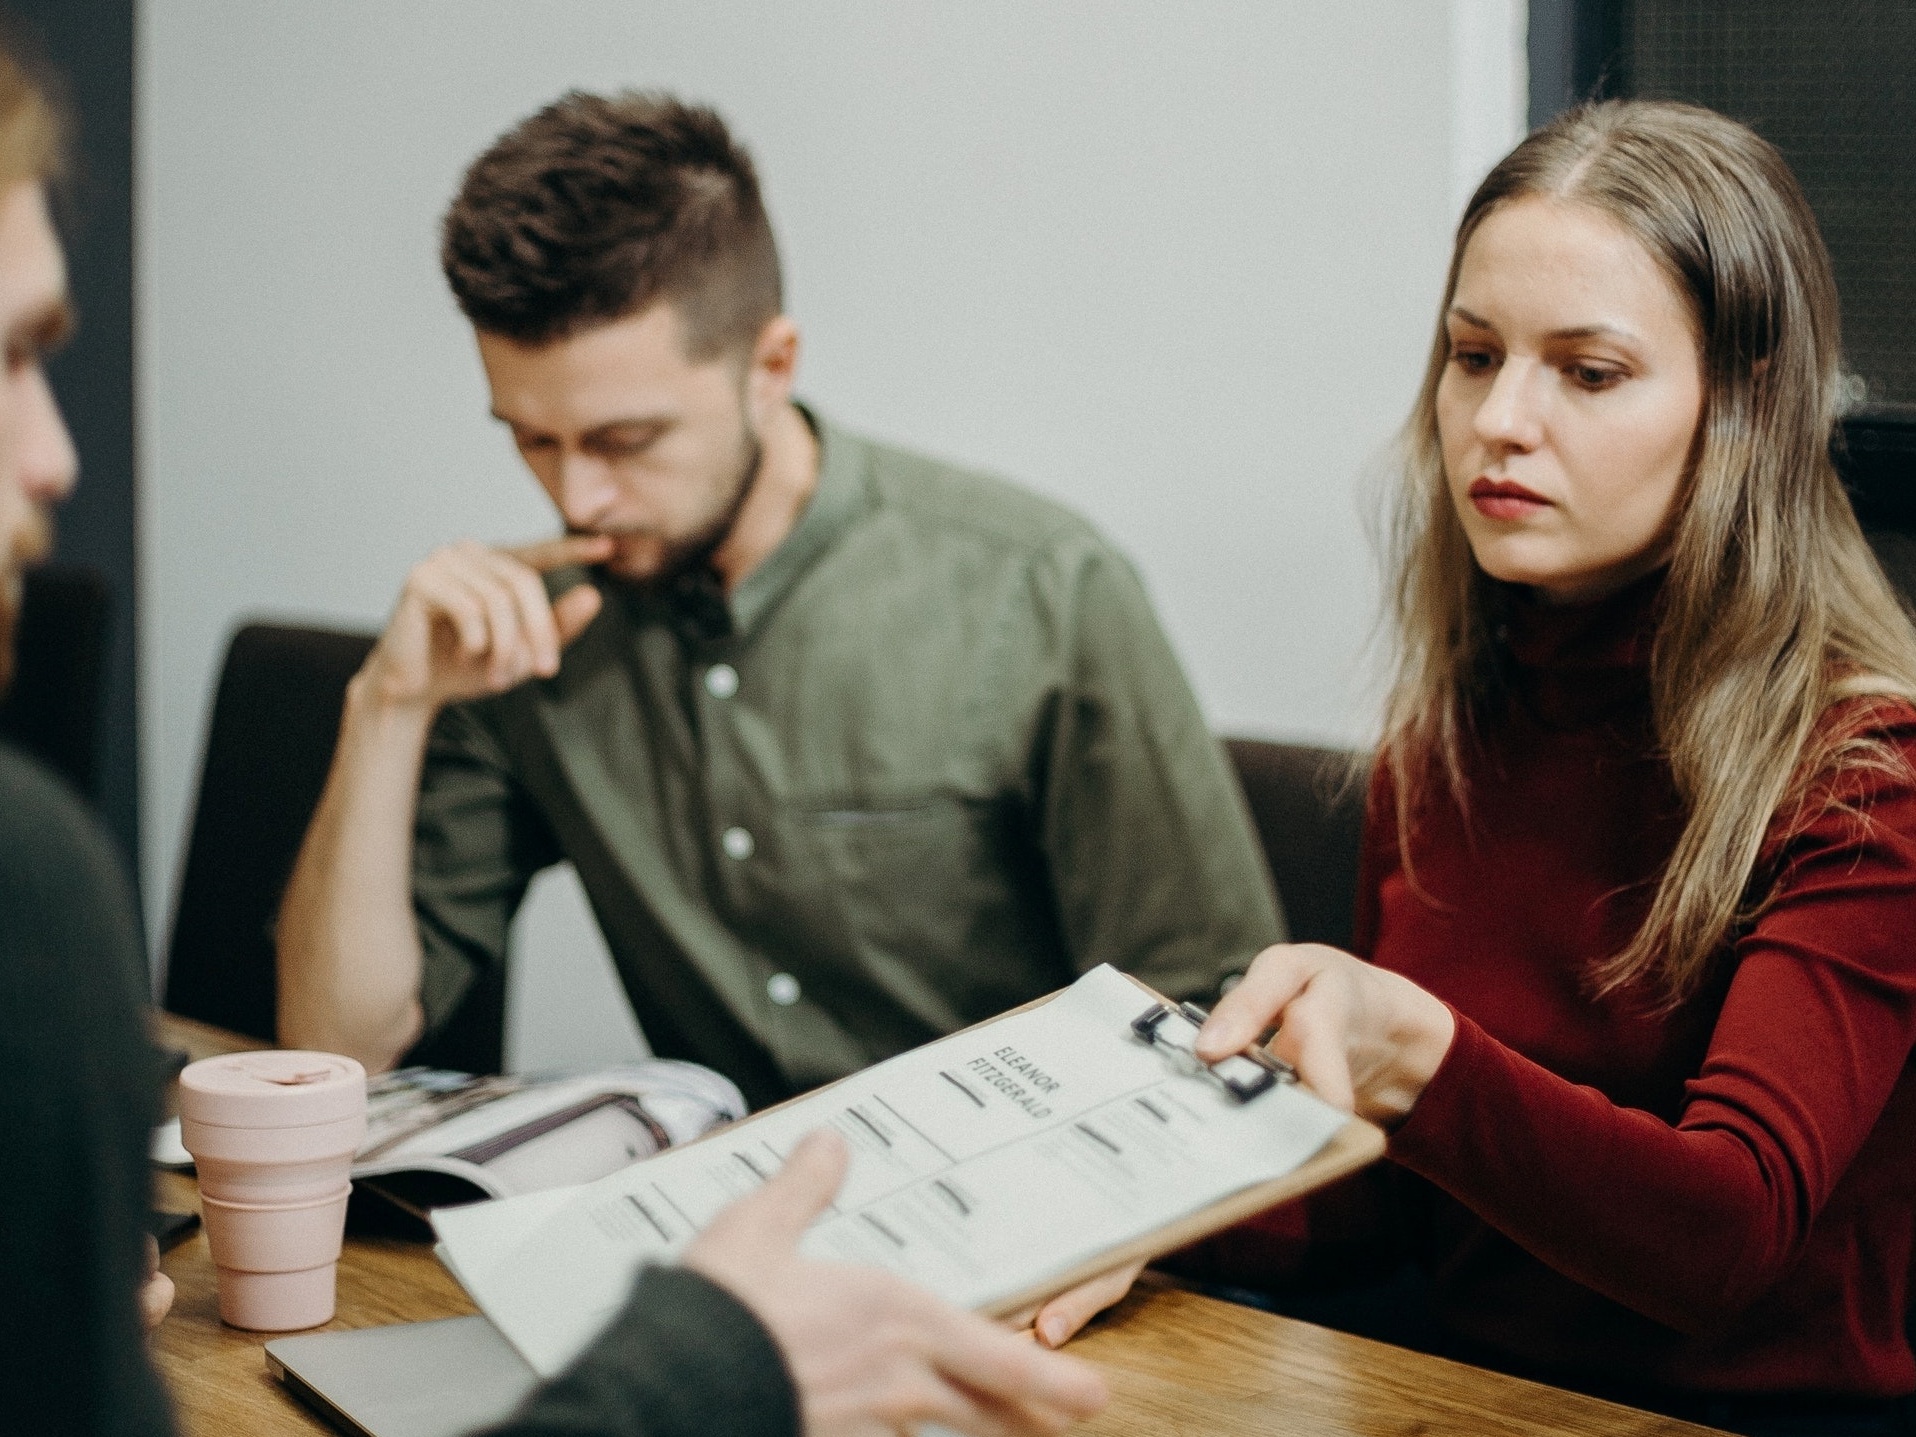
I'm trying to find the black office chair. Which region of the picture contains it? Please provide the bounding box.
[162,623,376,1045]
[1839,407,1916,607]
[1222,739,1368,952]
[0,564,111,797]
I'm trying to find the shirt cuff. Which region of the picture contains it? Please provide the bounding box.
[1386,1001,1489,1174]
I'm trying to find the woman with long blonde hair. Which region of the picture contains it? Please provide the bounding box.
[1215,97,1916,1426]
[1037,100,1916,1432]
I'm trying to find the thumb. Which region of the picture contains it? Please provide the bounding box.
[552,581,603,646]
[1033,1259,1144,1348]
[720,1129,849,1249]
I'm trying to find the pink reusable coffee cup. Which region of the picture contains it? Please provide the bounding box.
[177,1050,366,1331]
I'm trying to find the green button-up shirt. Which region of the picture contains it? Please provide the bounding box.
[412,410,1284,1106]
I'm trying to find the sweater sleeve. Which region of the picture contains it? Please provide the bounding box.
[478,1266,798,1437]
[1388,725,1916,1335]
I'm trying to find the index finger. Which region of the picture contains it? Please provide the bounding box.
[1195,944,1319,1061]
[690,1129,847,1261]
[737,1129,849,1245]
[504,532,617,571]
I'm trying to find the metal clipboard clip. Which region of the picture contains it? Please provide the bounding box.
[1130,1000,1295,1103]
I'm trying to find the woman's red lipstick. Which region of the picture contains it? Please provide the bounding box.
[1468,476,1550,521]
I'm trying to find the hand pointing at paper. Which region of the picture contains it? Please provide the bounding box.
[685,1130,1110,1437]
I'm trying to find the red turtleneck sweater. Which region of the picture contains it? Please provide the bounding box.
[1187,576,1916,1398]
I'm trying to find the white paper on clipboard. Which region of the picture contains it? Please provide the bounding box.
[435,964,1357,1377]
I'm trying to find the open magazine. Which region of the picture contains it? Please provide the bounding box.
[154,1060,746,1220]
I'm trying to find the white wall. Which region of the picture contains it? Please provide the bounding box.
[138,1,1522,1068]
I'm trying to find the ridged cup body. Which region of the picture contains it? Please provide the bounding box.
[176,1051,367,1331]
[181,1116,362,1204]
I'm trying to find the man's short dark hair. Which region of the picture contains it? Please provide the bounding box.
[441,91,781,356]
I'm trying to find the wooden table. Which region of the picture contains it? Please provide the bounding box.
[150,1016,1722,1437]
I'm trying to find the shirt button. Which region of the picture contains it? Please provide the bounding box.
[766,972,802,1006]
[721,826,755,860]
[704,664,739,698]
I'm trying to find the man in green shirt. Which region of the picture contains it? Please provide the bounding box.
[278,91,1281,1107]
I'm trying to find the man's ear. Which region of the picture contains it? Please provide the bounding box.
[745,315,799,421]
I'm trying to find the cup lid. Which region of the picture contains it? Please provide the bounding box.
[178,1050,366,1128]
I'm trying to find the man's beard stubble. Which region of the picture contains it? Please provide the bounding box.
[657,427,762,587]
[577,421,763,593]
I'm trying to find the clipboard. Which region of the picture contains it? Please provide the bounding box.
[434,964,1387,1375]
[673,968,1387,1322]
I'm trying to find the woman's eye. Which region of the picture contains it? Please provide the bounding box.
[1568,363,1624,390]
[1450,346,1496,374]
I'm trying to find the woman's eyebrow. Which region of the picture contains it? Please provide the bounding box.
[1449,305,1641,346]
[1542,323,1638,343]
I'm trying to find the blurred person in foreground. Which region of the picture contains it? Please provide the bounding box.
[0,44,1104,1437]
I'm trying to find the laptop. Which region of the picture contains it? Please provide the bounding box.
[269,1311,974,1437]
[265,1316,538,1437]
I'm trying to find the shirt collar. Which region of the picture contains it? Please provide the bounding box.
[724,402,873,642]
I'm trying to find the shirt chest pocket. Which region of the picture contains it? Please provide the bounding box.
[777,796,988,939]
